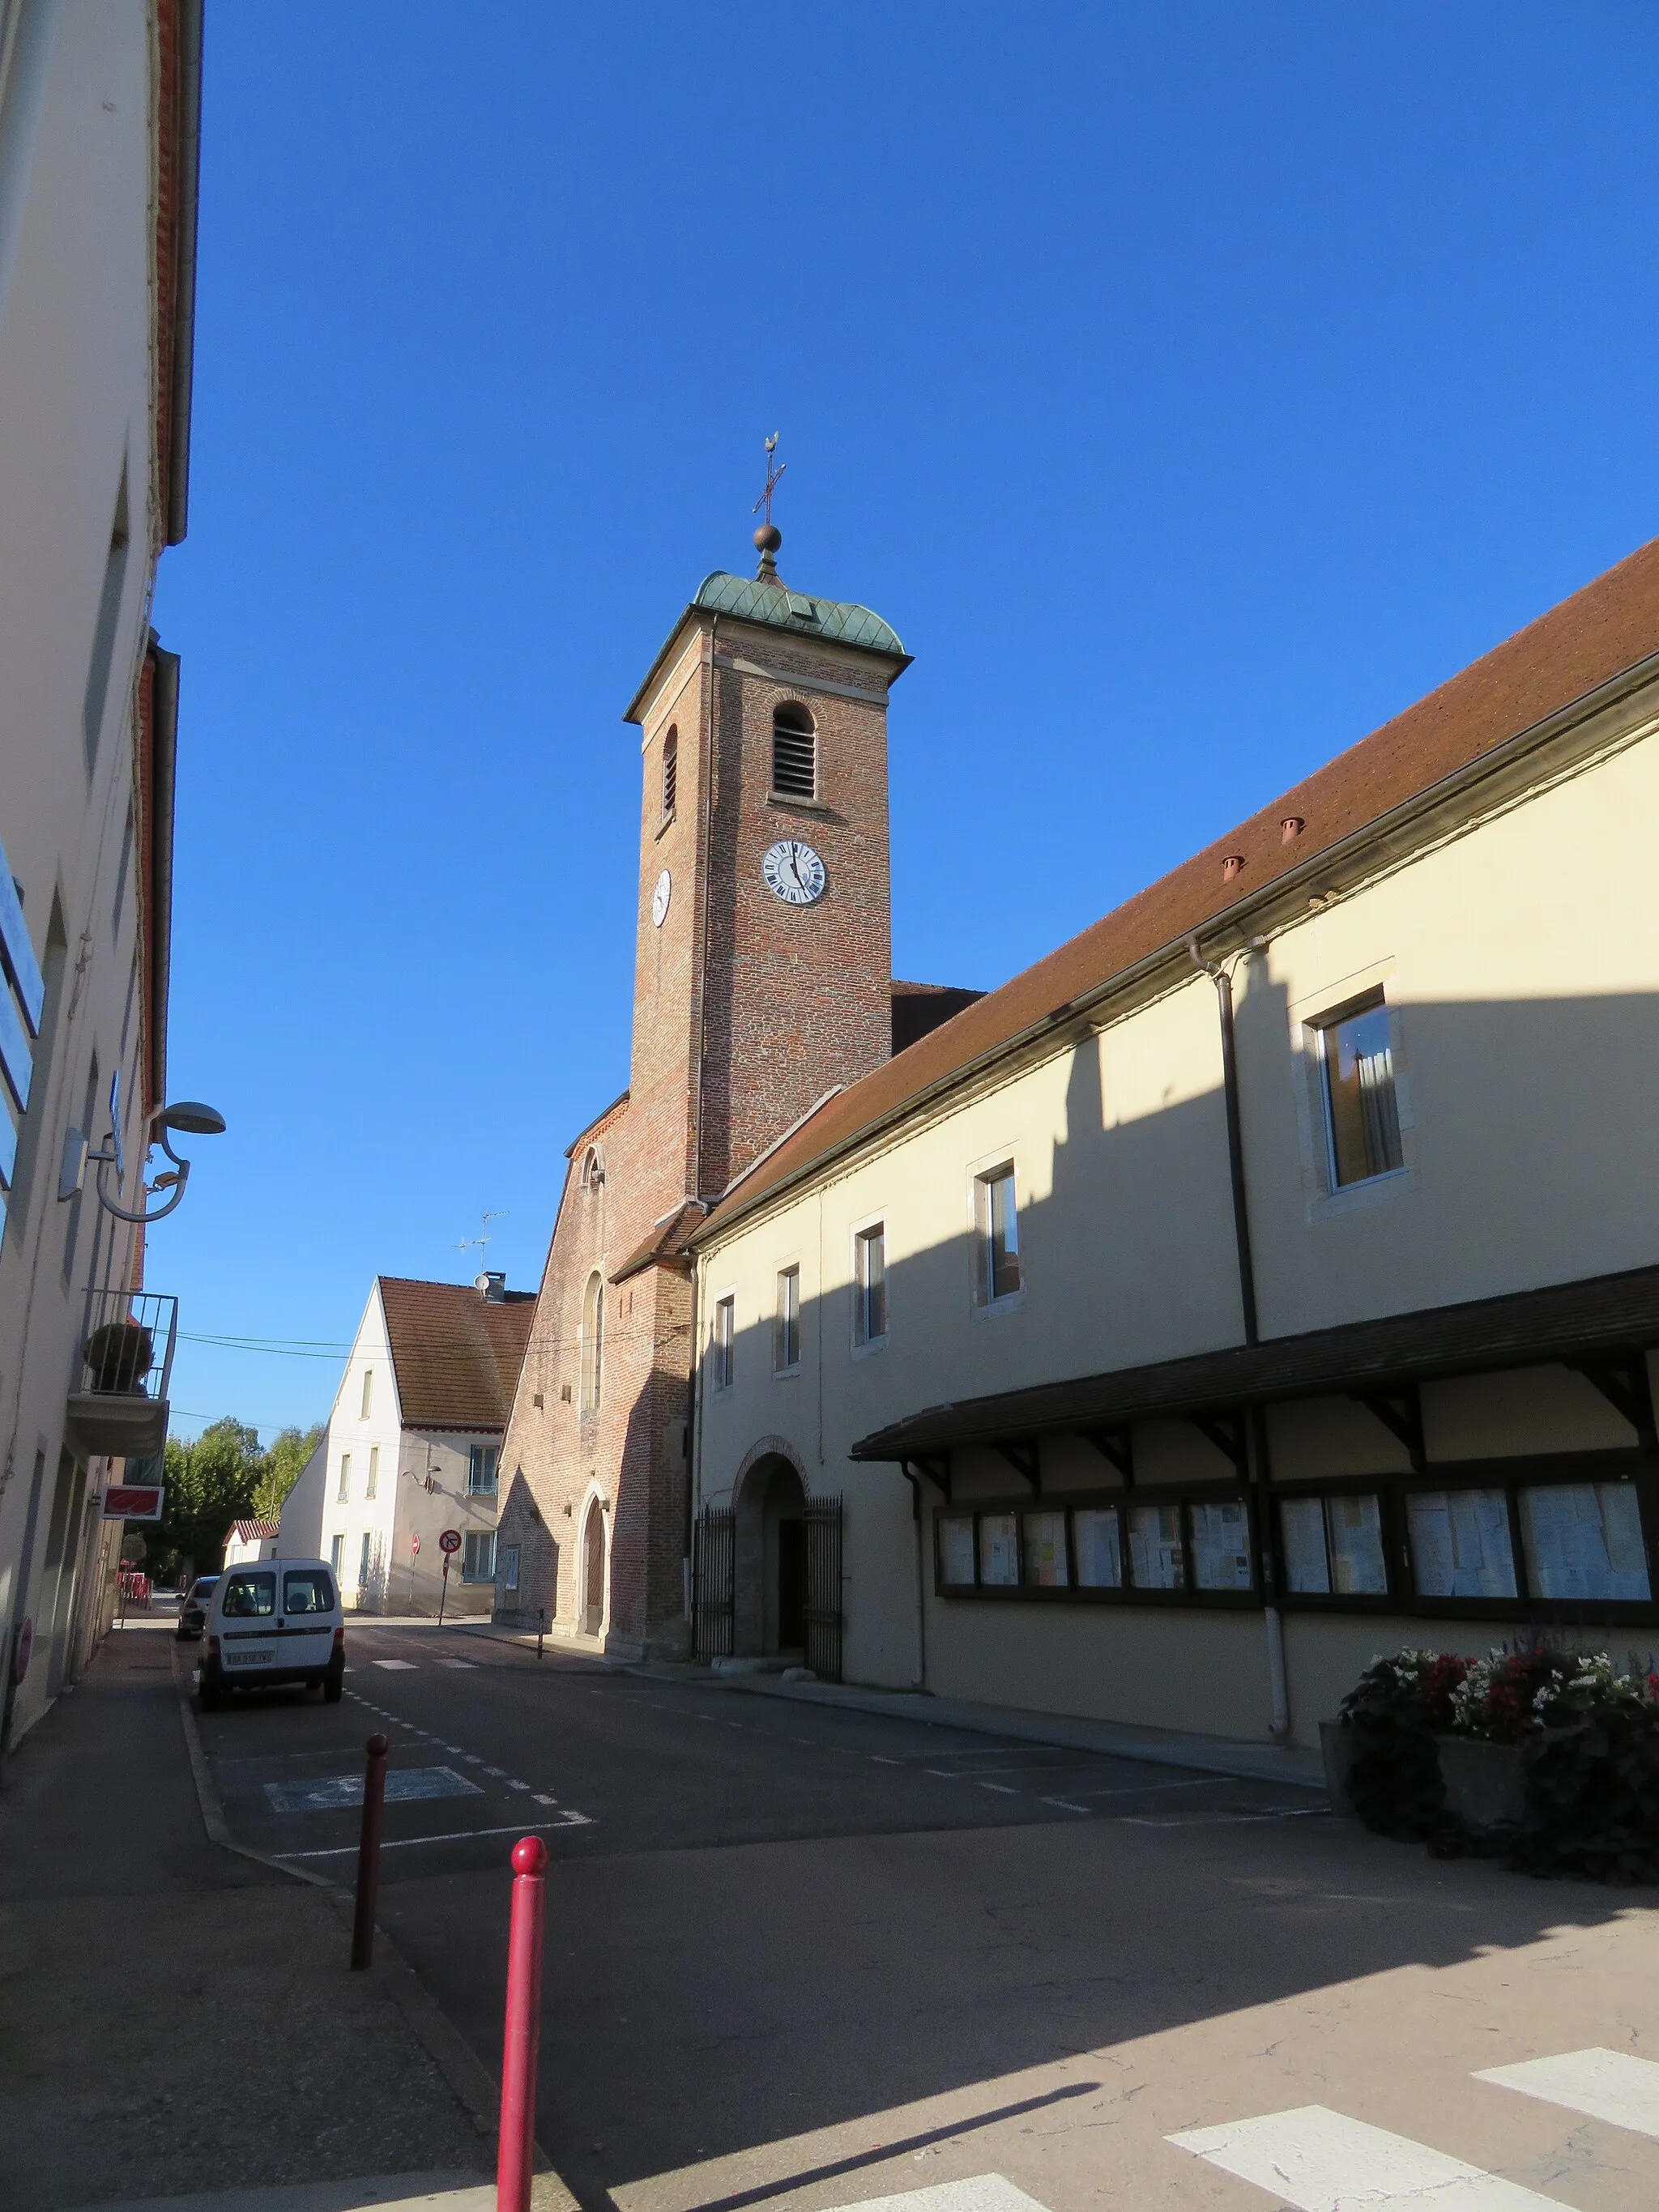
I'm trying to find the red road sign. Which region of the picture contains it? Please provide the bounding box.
[438,1528,462,1555]
[411,1532,420,1556]
[102,1485,164,1521]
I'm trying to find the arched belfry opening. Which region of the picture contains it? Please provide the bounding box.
[582,1498,607,1637]
[733,1451,807,1659]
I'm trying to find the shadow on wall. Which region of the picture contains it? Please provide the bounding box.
[697,975,1659,1528]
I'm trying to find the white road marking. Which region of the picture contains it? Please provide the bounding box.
[483,1764,505,1776]
[371,1659,418,1670]
[825,2175,1051,2212]
[1168,2103,1566,2210]
[274,1811,594,1859]
[1478,2048,1659,2140]
[979,1783,1016,1795]
[925,1769,960,1778]
[533,1793,559,1805]
[1081,1775,1235,1798]
[508,1779,531,1792]
[1042,1797,1089,1812]
[435,1659,477,1669]
[870,1756,900,1766]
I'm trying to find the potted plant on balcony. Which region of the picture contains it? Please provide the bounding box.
[83,1316,155,1393]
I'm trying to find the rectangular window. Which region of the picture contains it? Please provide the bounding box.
[358,1532,373,1586]
[500,1544,520,1592]
[978,1512,1018,1587]
[284,1568,335,1614]
[337,1454,352,1503]
[1021,1509,1068,1588]
[463,1529,497,1582]
[360,1369,373,1418]
[1328,1493,1389,1594]
[1519,1481,1651,1603]
[1073,1506,1123,1588]
[1128,1502,1185,1590]
[855,1224,886,1345]
[365,1446,379,1501]
[221,1571,276,1617]
[1408,1488,1517,1600]
[938,1514,976,1588]
[714,1296,734,1389]
[468,1443,499,1495]
[774,1265,800,1372]
[1317,995,1403,1188]
[975,1166,1020,1303]
[1189,1499,1253,1591]
[330,1533,343,1576]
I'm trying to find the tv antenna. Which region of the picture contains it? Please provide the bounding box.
[457,1208,506,1273]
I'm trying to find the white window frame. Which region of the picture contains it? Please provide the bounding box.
[365,1445,379,1501]
[467,1443,499,1496]
[360,1369,373,1419]
[463,1529,497,1583]
[774,1262,802,1376]
[330,1532,343,1575]
[968,1151,1024,1313]
[851,1213,888,1353]
[336,1452,351,1503]
[1289,967,1416,1220]
[712,1292,736,1392]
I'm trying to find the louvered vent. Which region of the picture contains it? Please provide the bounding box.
[772,706,816,800]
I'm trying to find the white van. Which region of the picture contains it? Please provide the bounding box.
[198,1557,345,1709]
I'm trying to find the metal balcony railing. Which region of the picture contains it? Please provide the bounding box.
[66,1289,177,1458]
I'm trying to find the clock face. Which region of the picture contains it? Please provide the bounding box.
[650,868,672,927]
[762,839,826,907]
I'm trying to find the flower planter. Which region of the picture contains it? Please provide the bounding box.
[1319,1719,1355,1814]
[1436,1735,1526,1832]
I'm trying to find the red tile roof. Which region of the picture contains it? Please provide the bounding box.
[377,1276,535,1432]
[226,1519,279,1543]
[702,532,1659,1235]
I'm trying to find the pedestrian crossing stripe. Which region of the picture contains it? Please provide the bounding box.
[371,1657,418,1669]
[823,2176,1049,2212]
[1168,2104,1569,2210]
[1476,2048,1659,2141]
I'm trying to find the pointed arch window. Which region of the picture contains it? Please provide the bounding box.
[661,726,678,820]
[580,1270,604,1411]
[580,1144,605,1193]
[771,703,816,801]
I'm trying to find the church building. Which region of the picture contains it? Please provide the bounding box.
[493,514,969,1656]
[501,512,1659,1756]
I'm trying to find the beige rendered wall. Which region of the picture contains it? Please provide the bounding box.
[694,695,1659,1741]
[0,6,177,1747]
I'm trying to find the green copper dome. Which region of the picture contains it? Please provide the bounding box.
[693,569,905,657]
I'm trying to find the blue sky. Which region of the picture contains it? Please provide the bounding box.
[151,2,1659,1440]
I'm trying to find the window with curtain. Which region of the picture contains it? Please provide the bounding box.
[1317,994,1404,1187]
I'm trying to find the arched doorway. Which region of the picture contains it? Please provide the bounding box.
[582,1499,606,1636]
[733,1451,806,1659]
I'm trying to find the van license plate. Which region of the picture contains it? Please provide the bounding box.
[226,1650,273,1667]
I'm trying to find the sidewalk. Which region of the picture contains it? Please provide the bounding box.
[454,1619,1326,1788]
[0,1620,508,2211]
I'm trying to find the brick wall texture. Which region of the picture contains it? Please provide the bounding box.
[494,605,902,1653]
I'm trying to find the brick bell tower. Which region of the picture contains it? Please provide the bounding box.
[621,503,911,1209]
[494,484,909,1663]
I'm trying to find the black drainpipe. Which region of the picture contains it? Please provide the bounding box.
[1187,936,1289,1739]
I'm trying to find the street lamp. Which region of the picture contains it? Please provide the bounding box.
[59,1079,227,1225]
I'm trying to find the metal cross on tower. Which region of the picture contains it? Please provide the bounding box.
[752,433,786,526]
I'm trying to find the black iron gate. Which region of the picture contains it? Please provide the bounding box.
[804,1492,844,1683]
[692,1505,734,1661]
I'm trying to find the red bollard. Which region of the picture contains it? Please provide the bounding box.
[351,1733,390,1970]
[497,1834,548,2212]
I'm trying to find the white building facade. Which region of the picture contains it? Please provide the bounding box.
[279,1275,534,1616]
[0,1,203,1754]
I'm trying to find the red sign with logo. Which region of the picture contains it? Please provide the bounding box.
[101,1486,164,1521]
[438,1528,462,1555]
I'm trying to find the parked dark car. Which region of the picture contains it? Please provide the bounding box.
[176,1575,219,1641]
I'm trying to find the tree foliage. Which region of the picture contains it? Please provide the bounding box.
[151,1417,323,1581]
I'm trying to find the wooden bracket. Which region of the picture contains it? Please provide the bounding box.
[1187,1411,1249,1480]
[1350,1385,1427,1473]
[994,1438,1042,1494]
[906,1452,953,1502]
[1081,1426,1135,1485]
[1567,1354,1658,1451]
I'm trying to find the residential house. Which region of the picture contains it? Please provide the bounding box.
[279,1273,534,1614]
[0,1,203,1753]
[220,1519,279,1567]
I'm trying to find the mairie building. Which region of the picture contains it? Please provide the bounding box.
[499,522,1659,1755]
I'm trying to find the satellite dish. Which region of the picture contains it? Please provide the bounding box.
[474,1273,493,1293]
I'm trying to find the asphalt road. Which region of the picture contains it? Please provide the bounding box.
[194,1621,1659,2212]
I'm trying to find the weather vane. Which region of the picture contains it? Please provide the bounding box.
[753,433,786,529]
